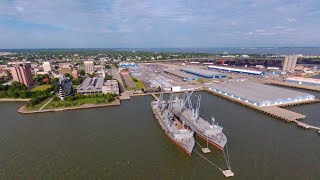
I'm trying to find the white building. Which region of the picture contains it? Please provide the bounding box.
[84,61,94,74]
[43,61,52,72]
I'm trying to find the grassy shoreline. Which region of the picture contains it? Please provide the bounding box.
[18,99,120,114]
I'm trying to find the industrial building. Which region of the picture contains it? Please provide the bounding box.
[207,65,264,75]
[164,69,198,81]
[207,80,314,107]
[282,55,298,72]
[285,77,320,87]
[119,62,138,68]
[181,68,227,79]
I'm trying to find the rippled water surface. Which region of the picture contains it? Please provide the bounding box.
[0,92,319,179]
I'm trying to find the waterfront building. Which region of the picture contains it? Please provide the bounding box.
[84,61,94,74]
[43,61,52,72]
[57,77,73,100]
[9,62,34,87]
[77,77,104,94]
[78,77,119,95]
[207,80,315,107]
[102,80,119,95]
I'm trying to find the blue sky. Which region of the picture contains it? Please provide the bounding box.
[0,0,320,48]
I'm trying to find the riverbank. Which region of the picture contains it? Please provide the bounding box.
[0,98,31,102]
[18,99,120,114]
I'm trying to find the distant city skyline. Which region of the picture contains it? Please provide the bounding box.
[1,0,320,48]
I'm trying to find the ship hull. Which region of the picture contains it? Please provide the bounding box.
[151,103,194,155]
[174,112,226,151]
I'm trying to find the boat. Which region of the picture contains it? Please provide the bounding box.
[172,91,227,151]
[151,93,195,155]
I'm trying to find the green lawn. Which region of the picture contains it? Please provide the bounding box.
[26,97,52,110]
[31,84,52,92]
[126,79,146,91]
[44,97,111,110]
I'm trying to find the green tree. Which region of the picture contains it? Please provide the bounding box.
[104,76,113,80]
[88,73,95,78]
[64,73,71,78]
[80,69,85,76]
[50,78,59,85]
[72,78,81,85]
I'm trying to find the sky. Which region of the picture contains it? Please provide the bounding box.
[0,0,320,48]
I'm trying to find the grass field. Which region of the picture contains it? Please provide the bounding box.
[31,85,52,92]
[44,97,110,109]
[126,77,146,91]
[26,97,52,110]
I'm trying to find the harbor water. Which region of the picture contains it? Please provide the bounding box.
[0,91,319,179]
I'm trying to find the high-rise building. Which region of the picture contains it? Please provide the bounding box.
[84,61,94,74]
[9,63,34,87]
[43,61,52,72]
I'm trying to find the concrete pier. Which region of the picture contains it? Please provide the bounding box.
[266,80,320,92]
[204,89,320,131]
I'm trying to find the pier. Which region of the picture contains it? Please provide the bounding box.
[204,88,320,132]
[265,80,320,92]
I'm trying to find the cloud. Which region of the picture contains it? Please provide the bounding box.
[0,0,320,48]
[287,17,297,22]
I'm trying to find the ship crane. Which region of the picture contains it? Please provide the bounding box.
[179,91,194,112]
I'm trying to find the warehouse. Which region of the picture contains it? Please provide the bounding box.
[207,65,264,75]
[207,80,315,107]
[164,69,198,81]
[285,77,320,87]
[181,68,227,79]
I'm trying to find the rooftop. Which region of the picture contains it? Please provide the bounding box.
[181,68,226,77]
[208,65,263,75]
[164,69,198,79]
[78,77,104,92]
[208,80,314,103]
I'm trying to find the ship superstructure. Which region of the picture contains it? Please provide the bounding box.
[151,92,195,155]
[172,91,227,150]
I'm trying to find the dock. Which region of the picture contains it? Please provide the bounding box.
[204,88,320,132]
[292,120,320,131]
[265,80,320,92]
[260,106,305,121]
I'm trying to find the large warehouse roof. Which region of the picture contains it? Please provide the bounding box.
[181,68,227,78]
[208,65,263,75]
[208,80,314,103]
[164,69,198,80]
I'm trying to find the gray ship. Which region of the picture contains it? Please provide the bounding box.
[172,91,227,151]
[151,93,195,155]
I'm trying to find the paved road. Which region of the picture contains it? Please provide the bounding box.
[111,66,125,93]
